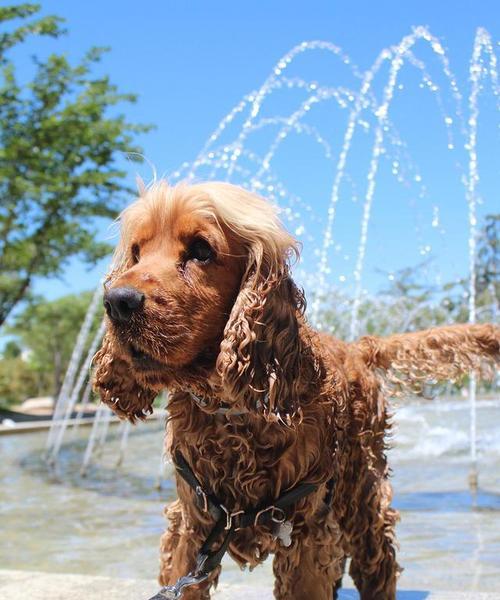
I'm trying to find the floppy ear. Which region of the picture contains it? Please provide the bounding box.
[92,332,157,423]
[217,253,312,422]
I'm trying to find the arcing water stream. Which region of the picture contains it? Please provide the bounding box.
[45,28,498,493]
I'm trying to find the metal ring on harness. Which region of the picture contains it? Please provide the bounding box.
[147,451,324,600]
[220,505,245,531]
[195,485,208,513]
[253,505,285,527]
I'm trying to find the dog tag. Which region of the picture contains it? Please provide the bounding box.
[276,520,293,547]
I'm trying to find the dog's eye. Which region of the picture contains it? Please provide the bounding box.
[187,238,213,263]
[131,243,140,264]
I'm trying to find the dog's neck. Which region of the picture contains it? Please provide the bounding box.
[165,324,325,424]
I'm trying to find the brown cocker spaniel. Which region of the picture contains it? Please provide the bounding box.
[93,181,499,600]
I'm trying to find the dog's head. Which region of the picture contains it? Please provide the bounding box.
[93,181,311,422]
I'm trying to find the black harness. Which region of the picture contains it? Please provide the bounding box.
[148,451,323,600]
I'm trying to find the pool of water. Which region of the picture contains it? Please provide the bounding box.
[1,397,500,592]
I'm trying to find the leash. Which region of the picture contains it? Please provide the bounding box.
[147,451,321,600]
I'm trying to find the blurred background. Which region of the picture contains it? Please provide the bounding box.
[0,1,498,596]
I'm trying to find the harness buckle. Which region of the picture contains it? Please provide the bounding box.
[195,485,208,513]
[220,505,245,531]
[253,505,286,527]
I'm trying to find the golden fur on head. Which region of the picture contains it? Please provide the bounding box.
[94,180,308,421]
[93,180,499,599]
[110,180,299,283]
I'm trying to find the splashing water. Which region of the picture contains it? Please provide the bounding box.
[46,286,103,459]
[47,28,498,485]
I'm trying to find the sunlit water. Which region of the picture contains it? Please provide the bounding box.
[1,398,500,592]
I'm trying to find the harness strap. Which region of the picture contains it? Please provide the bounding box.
[150,453,327,599]
[174,452,222,520]
[173,452,320,566]
[195,517,232,576]
[174,450,318,531]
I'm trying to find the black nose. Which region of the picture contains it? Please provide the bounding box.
[103,287,145,322]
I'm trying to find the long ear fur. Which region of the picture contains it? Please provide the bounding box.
[217,256,315,422]
[93,332,157,423]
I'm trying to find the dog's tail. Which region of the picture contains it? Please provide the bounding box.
[354,323,499,394]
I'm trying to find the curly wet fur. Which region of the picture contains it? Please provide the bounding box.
[93,181,499,600]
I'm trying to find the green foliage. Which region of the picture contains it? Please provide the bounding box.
[0,3,152,326]
[318,215,499,341]
[430,213,499,324]
[0,355,41,407]
[2,339,21,358]
[476,214,499,297]
[2,291,101,406]
[0,3,64,56]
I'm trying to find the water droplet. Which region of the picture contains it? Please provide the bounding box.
[432,206,440,228]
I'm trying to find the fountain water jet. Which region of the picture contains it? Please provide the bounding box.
[47,27,498,493]
[46,286,104,459]
[465,27,499,492]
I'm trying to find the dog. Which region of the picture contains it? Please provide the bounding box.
[93,180,499,600]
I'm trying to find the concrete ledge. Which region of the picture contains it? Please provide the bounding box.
[1,570,499,600]
[0,417,119,435]
[0,410,164,435]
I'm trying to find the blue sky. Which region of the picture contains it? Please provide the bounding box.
[4,0,499,306]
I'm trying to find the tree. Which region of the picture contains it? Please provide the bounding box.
[6,291,101,401]
[434,214,499,324]
[0,355,40,407]
[2,339,21,358]
[476,214,499,298]
[0,3,151,326]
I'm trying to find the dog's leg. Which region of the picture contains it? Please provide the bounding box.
[339,466,400,600]
[272,509,345,600]
[348,487,399,600]
[159,500,182,585]
[158,500,218,600]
